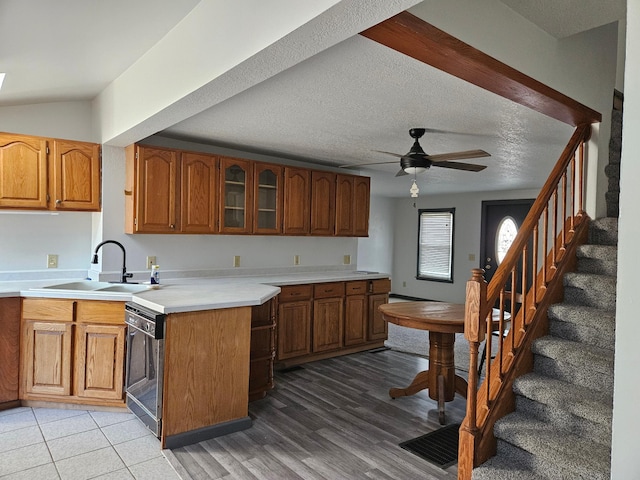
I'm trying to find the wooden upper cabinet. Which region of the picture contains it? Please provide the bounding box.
[310,171,336,236]
[353,176,370,237]
[283,167,311,235]
[219,157,253,234]
[335,173,370,236]
[0,133,48,209]
[126,145,178,233]
[253,162,283,234]
[51,139,101,211]
[335,174,355,236]
[181,152,218,233]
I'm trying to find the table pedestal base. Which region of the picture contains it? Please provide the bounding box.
[388,331,468,424]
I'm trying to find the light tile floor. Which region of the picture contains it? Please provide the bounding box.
[0,407,181,480]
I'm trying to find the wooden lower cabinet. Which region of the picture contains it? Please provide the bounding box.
[74,323,125,400]
[313,297,344,352]
[22,319,73,397]
[20,298,126,406]
[277,300,312,360]
[368,293,389,341]
[0,298,21,407]
[344,294,367,346]
[276,278,390,365]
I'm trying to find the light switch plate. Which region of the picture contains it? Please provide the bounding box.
[294,255,300,266]
[146,256,156,269]
[233,255,241,267]
[343,255,351,265]
[47,254,58,268]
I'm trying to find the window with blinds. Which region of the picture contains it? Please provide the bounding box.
[417,208,455,282]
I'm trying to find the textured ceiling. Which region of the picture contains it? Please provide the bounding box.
[161,34,573,197]
[0,0,623,197]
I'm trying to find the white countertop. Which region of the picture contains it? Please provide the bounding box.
[0,271,389,314]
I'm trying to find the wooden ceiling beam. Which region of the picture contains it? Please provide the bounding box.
[360,12,601,126]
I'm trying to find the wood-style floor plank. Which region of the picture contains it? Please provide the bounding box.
[170,350,462,479]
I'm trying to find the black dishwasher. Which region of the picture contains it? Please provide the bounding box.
[124,302,165,437]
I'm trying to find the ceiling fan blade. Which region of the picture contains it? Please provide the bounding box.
[373,150,404,158]
[338,160,399,168]
[426,149,491,162]
[395,168,408,177]
[431,161,487,172]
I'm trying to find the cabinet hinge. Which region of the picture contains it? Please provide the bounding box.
[46,146,49,154]
[134,218,137,226]
[135,151,139,160]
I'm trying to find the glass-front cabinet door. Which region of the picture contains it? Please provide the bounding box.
[253,162,283,234]
[219,157,253,234]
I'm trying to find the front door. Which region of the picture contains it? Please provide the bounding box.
[480,199,534,302]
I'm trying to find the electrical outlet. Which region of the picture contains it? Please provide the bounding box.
[233,255,241,267]
[343,255,351,265]
[146,256,156,269]
[468,253,476,261]
[294,255,300,266]
[402,281,407,287]
[47,254,58,269]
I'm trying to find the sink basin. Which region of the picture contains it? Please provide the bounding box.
[97,284,152,293]
[34,280,155,295]
[42,281,112,291]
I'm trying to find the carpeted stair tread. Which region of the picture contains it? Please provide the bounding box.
[493,413,611,480]
[532,336,614,393]
[533,336,614,371]
[513,373,612,427]
[575,244,618,276]
[515,396,611,447]
[588,218,618,245]
[547,303,615,350]
[472,455,548,480]
[563,272,616,310]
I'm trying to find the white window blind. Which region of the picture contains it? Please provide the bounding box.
[418,209,454,282]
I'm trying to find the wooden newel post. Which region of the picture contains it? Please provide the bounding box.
[458,268,487,480]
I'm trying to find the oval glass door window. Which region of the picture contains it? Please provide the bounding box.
[495,216,518,265]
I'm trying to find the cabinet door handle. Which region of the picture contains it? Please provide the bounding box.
[55,199,61,205]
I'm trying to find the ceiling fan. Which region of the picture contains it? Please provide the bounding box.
[341,128,491,177]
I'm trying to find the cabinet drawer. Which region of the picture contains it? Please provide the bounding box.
[278,284,312,302]
[345,281,367,296]
[370,278,391,294]
[314,282,345,299]
[22,298,74,322]
[76,301,125,324]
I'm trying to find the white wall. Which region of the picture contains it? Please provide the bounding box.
[357,195,395,274]
[391,188,539,302]
[0,101,96,142]
[611,3,640,478]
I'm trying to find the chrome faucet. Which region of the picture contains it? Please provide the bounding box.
[91,240,134,283]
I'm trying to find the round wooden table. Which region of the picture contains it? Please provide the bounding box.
[379,301,469,424]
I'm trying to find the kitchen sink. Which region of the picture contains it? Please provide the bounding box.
[33,280,155,295]
[42,281,113,290]
[97,284,152,293]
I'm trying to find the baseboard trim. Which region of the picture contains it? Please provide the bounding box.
[164,416,252,450]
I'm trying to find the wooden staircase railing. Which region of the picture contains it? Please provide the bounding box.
[457,124,593,479]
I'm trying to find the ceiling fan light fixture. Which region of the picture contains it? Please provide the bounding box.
[403,166,427,175]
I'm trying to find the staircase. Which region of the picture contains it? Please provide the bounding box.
[472,217,617,480]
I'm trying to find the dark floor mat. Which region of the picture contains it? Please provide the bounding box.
[399,423,460,468]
